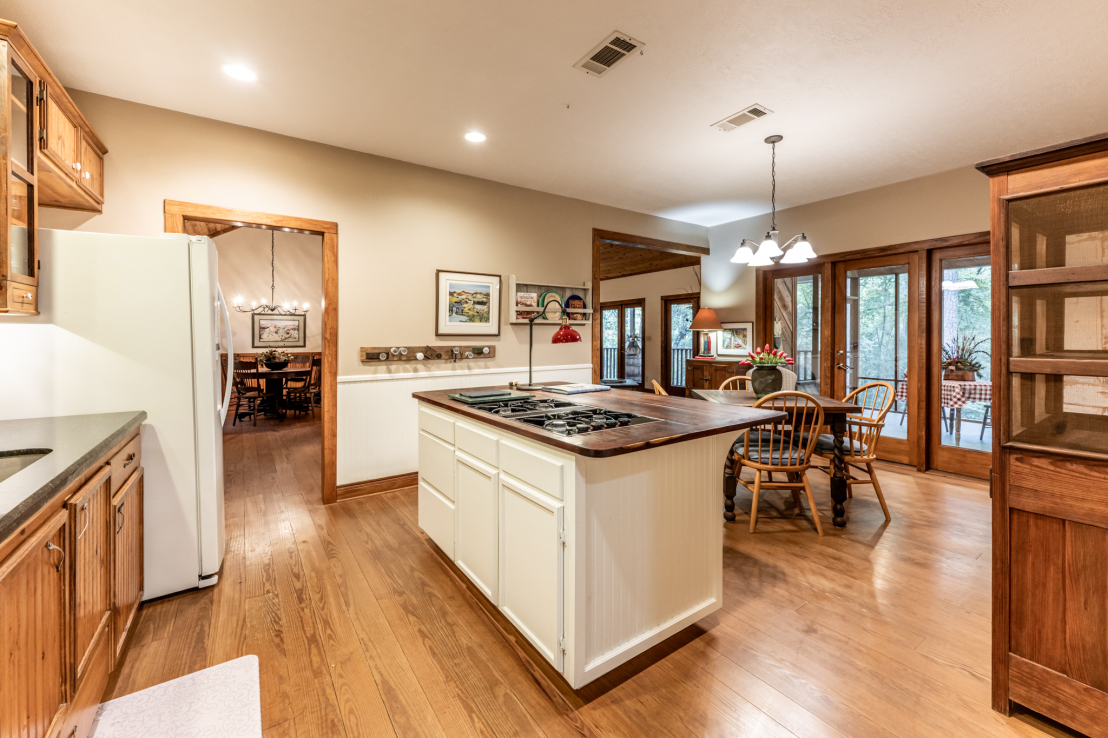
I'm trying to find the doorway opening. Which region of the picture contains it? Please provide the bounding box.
[163,200,340,504]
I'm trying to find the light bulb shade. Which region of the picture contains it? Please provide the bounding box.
[748,242,776,266]
[792,236,816,260]
[689,308,723,331]
[779,247,807,264]
[759,233,783,258]
[731,245,754,264]
[551,323,582,344]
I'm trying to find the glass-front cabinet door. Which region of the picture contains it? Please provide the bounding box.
[4,45,38,311]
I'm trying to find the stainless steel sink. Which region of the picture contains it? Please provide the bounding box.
[0,450,51,483]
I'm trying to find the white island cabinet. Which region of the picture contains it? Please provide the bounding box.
[416,401,737,688]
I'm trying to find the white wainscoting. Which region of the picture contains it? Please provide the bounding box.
[337,364,592,485]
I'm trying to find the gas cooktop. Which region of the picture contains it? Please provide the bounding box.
[472,398,661,436]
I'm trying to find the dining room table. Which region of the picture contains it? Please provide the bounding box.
[894,379,991,442]
[256,365,311,419]
[691,388,861,528]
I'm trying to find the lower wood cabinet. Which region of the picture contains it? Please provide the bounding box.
[0,509,68,738]
[69,465,113,686]
[0,428,144,738]
[454,451,499,602]
[113,467,144,658]
[684,358,746,396]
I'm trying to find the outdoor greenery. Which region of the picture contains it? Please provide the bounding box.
[851,271,909,391]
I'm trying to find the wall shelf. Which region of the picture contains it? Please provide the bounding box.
[508,275,592,325]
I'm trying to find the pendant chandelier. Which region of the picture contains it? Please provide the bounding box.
[233,231,309,315]
[731,135,816,267]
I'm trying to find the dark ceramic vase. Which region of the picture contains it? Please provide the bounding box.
[264,361,289,370]
[750,366,783,398]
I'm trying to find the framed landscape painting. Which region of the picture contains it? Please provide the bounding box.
[253,314,306,348]
[718,321,753,356]
[436,270,501,336]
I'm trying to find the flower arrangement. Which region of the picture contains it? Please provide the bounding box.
[257,349,294,364]
[740,345,796,367]
[941,334,988,375]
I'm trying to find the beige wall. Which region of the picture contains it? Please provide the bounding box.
[601,267,700,388]
[40,92,709,378]
[213,228,323,353]
[701,166,991,323]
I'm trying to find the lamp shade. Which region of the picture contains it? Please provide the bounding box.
[689,308,723,331]
[731,245,754,264]
[552,323,582,343]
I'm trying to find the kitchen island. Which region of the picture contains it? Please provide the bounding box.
[412,386,782,688]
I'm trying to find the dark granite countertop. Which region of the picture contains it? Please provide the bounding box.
[412,385,784,458]
[0,412,146,543]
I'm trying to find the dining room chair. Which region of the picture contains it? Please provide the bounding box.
[288,356,322,418]
[979,403,991,440]
[812,381,894,520]
[651,380,668,396]
[779,367,798,391]
[718,375,751,390]
[231,360,263,426]
[731,391,825,535]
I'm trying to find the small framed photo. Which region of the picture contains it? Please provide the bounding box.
[253,314,306,348]
[436,270,501,336]
[718,321,753,356]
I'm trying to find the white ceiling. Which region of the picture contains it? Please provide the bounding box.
[9,0,1108,226]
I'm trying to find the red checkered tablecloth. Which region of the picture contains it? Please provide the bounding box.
[894,380,992,408]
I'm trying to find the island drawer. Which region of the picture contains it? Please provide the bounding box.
[419,407,455,444]
[418,480,455,559]
[500,440,564,501]
[456,422,498,467]
[419,431,455,500]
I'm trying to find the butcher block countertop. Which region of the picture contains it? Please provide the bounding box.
[412,385,785,458]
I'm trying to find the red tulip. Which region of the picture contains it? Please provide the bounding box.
[764,344,771,352]
[786,359,795,365]
[739,360,751,366]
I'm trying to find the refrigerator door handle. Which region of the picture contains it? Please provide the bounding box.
[217,285,234,425]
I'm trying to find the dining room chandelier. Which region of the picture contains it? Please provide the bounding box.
[731,135,817,267]
[233,230,309,315]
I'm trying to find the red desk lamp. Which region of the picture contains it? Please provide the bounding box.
[519,297,582,391]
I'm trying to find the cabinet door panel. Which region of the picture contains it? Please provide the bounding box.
[419,431,455,501]
[454,451,498,602]
[113,467,144,658]
[42,84,79,174]
[500,440,563,501]
[499,476,564,670]
[79,137,104,201]
[70,465,112,682]
[418,480,455,560]
[0,509,68,738]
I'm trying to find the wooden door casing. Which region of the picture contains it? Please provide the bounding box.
[112,467,143,659]
[69,465,112,685]
[0,508,68,738]
[661,293,698,396]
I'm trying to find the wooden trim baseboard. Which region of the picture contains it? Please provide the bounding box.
[337,472,419,501]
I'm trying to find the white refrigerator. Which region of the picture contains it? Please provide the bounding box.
[2,229,232,598]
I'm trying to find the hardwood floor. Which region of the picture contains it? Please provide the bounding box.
[105,420,1080,738]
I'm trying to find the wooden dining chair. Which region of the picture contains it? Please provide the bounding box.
[812,381,894,520]
[732,391,825,535]
[288,356,322,418]
[718,375,751,390]
[231,360,263,426]
[779,367,798,391]
[651,380,668,396]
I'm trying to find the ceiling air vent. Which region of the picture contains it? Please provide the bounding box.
[711,104,774,132]
[575,32,645,77]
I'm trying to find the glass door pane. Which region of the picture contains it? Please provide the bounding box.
[623,306,643,386]
[601,308,619,380]
[773,274,820,393]
[844,265,909,436]
[668,302,694,390]
[938,255,992,451]
[9,61,32,171]
[10,173,32,278]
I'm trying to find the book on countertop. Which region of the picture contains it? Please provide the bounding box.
[541,384,612,395]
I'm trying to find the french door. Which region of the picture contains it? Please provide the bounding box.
[599,299,645,390]
[661,294,698,396]
[833,254,920,465]
[928,244,992,477]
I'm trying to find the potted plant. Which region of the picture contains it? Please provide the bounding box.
[258,349,294,370]
[740,345,796,398]
[941,334,988,381]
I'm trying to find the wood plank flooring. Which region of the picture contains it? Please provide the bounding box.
[105,417,1081,737]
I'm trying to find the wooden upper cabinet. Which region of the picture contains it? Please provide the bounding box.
[0,508,69,738]
[41,82,78,174]
[79,136,104,201]
[36,79,104,212]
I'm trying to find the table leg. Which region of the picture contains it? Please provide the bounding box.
[830,416,848,528]
[723,454,737,523]
[955,407,962,443]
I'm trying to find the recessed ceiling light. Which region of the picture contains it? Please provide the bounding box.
[465,131,486,143]
[222,64,257,82]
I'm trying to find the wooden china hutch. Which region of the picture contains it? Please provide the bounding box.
[1,19,106,316]
[979,132,1108,736]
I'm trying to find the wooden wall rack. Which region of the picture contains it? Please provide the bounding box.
[361,345,497,363]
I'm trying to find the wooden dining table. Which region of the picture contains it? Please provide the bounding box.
[691,388,860,529]
[256,366,311,419]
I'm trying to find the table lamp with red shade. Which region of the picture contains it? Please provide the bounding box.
[518,297,582,391]
[690,308,723,358]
